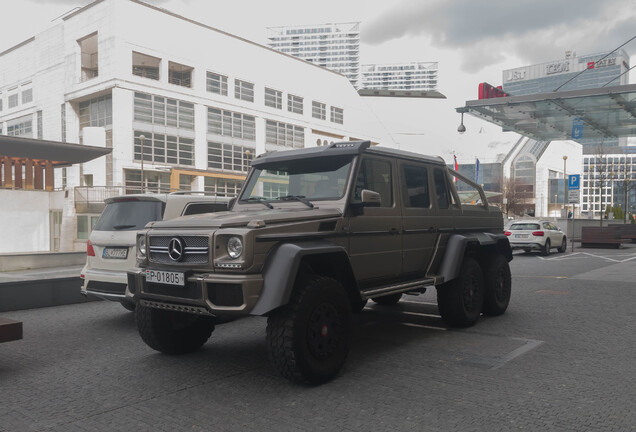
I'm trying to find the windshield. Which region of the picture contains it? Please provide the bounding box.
[240,155,353,203]
[93,200,165,231]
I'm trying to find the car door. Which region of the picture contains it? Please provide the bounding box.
[399,161,437,278]
[347,156,402,286]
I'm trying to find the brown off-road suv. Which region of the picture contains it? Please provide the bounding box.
[128,141,512,385]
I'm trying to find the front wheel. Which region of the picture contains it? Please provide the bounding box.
[136,305,215,354]
[266,275,351,385]
[436,257,484,327]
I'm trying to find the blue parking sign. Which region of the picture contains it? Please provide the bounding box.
[568,174,580,190]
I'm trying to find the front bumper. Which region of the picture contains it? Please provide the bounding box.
[128,269,263,317]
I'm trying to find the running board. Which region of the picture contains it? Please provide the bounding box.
[360,278,436,300]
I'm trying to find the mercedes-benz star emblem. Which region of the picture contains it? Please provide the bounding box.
[168,237,184,261]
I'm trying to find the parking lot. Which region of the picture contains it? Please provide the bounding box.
[1,244,635,432]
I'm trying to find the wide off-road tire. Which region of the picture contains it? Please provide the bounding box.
[482,254,512,316]
[372,293,402,306]
[557,237,567,253]
[542,239,551,256]
[436,257,484,327]
[136,305,215,354]
[266,275,351,385]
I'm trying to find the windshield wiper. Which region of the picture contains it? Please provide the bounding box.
[277,195,314,209]
[239,197,274,209]
[113,224,136,230]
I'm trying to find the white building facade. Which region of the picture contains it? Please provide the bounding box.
[360,62,439,91]
[0,0,388,252]
[266,22,360,89]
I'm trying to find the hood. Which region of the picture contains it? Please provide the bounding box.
[149,207,342,230]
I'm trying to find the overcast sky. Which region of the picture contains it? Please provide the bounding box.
[1,0,635,162]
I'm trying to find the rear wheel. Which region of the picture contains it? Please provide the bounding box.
[267,275,351,385]
[557,236,567,253]
[482,255,511,316]
[136,305,215,354]
[372,293,402,306]
[542,239,551,256]
[436,257,484,327]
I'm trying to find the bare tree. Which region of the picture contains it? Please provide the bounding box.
[500,177,525,217]
[590,143,609,227]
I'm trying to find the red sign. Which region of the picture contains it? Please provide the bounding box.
[587,62,595,69]
[478,82,509,100]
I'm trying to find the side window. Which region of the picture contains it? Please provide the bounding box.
[402,164,430,208]
[353,158,393,207]
[182,202,228,216]
[433,168,450,209]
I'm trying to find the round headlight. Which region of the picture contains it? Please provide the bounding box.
[137,235,147,257]
[227,236,243,259]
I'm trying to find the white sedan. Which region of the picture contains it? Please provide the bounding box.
[505,220,567,255]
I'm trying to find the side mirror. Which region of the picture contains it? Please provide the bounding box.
[361,189,381,207]
[228,197,236,209]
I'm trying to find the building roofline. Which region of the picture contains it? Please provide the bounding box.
[62,0,348,81]
[0,37,35,58]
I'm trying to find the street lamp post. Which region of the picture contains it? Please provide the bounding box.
[139,134,146,193]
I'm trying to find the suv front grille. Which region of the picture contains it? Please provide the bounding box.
[148,235,210,264]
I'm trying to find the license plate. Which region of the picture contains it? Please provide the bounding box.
[146,269,185,286]
[514,234,529,239]
[102,247,128,259]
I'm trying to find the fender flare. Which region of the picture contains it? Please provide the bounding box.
[250,241,352,316]
[438,232,512,283]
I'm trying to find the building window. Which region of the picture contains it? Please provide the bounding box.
[204,177,243,197]
[21,85,33,104]
[8,88,18,109]
[78,32,98,81]
[235,79,254,102]
[265,120,304,148]
[287,94,303,114]
[207,107,255,140]
[132,52,160,80]
[134,131,194,166]
[312,101,326,120]
[206,72,228,95]
[124,169,171,194]
[79,94,112,129]
[208,142,254,173]
[330,106,344,124]
[264,87,282,109]
[168,61,193,88]
[37,110,43,139]
[61,103,67,142]
[7,117,33,137]
[77,215,99,240]
[133,92,194,130]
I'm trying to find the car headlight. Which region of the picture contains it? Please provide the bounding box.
[137,234,147,258]
[227,236,243,259]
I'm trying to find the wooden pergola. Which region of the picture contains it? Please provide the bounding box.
[0,136,111,191]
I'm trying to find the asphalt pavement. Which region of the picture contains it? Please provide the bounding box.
[1,244,635,431]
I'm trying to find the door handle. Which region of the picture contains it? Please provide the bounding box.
[389,228,400,235]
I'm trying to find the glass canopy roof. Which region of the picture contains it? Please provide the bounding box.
[457,83,636,141]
